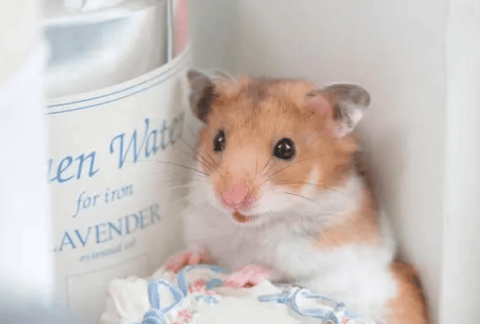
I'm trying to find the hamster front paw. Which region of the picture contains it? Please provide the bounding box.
[224,264,272,288]
[165,246,212,272]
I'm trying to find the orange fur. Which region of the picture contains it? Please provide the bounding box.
[385,262,429,324]
[315,188,380,249]
[197,77,359,199]
[196,76,428,322]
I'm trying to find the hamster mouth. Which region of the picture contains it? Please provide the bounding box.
[232,211,256,223]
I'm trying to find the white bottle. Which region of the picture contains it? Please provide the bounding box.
[44,0,193,322]
[44,0,170,97]
[0,0,52,308]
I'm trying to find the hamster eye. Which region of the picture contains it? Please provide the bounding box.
[213,131,226,152]
[274,138,295,160]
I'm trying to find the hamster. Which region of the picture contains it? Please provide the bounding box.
[166,70,428,324]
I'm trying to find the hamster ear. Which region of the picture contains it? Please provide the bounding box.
[309,83,371,137]
[187,69,234,123]
[187,69,215,123]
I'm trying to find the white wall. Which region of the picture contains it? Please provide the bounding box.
[188,1,480,322]
[187,0,239,71]
[441,1,480,323]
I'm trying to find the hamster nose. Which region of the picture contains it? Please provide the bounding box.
[221,183,254,210]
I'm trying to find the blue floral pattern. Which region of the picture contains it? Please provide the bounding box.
[258,288,367,324]
[129,265,371,324]
[131,265,227,324]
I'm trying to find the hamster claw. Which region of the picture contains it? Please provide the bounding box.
[224,264,271,288]
[165,246,212,273]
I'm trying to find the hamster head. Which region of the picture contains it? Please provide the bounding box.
[187,70,370,226]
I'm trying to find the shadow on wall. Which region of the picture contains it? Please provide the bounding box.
[187,0,241,72]
[187,1,449,323]
[354,126,408,249]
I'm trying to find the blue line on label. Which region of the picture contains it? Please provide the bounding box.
[47,50,189,109]
[46,64,187,115]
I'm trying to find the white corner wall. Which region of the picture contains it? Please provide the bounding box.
[441,1,480,323]
[188,0,480,322]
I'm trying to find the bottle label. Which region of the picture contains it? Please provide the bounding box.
[46,47,193,322]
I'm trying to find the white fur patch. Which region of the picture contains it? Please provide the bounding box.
[183,172,397,322]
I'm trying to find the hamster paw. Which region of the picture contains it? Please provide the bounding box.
[224,264,271,288]
[165,247,212,272]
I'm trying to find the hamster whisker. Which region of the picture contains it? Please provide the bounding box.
[264,152,349,181]
[264,157,315,180]
[163,198,192,214]
[199,146,219,170]
[282,181,356,204]
[262,155,275,177]
[274,181,320,187]
[186,125,201,142]
[186,126,219,170]
[185,126,226,181]
[199,150,226,181]
[255,151,259,179]
[264,160,305,182]
[169,182,206,190]
[177,138,216,172]
[144,168,202,175]
[149,179,206,190]
[289,210,336,245]
[281,191,328,210]
[175,149,215,174]
[316,228,337,246]
[148,172,207,182]
[136,160,209,176]
[262,119,280,175]
[198,152,219,174]
[274,180,338,191]
[169,191,197,202]
[177,137,199,154]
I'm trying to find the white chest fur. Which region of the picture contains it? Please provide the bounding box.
[184,212,396,321]
[183,175,398,322]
